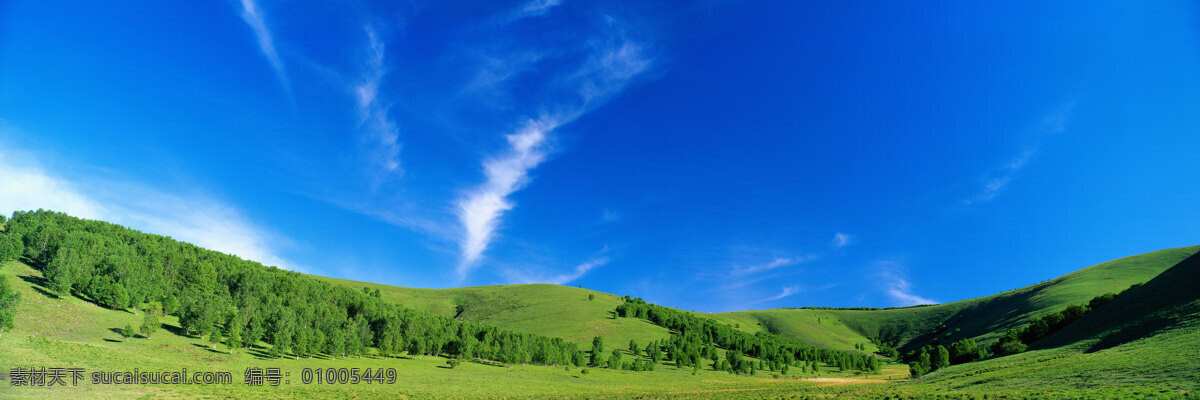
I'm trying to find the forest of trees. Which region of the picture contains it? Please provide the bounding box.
[615,297,880,374]
[1,210,590,366]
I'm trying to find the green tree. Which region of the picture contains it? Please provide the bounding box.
[139,301,162,339]
[226,323,243,354]
[608,349,623,369]
[121,324,135,342]
[446,358,461,369]
[628,339,639,357]
[590,336,605,366]
[932,345,950,371]
[909,362,926,378]
[588,294,595,301]
[0,276,21,339]
[208,326,221,350]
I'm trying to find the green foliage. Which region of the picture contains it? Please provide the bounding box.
[588,294,594,301]
[932,345,950,371]
[0,275,20,338]
[5,210,586,368]
[121,323,135,341]
[618,297,878,373]
[947,338,985,364]
[990,330,1027,356]
[446,358,461,369]
[139,302,161,338]
[0,234,23,262]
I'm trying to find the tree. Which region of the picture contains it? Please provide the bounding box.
[949,338,985,364]
[608,349,623,369]
[0,276,21,339]
[121,324,135,342]
[991,330,1027,356]
[590,336,605,366]
[208,326,222,350]
[0,234,22,262]
[628,340,640,357]
[588,294,595,301]
[227,323,243,354]
[140,302,161,339]
[446,358,461,369]
[909,362,926,378]
[932,345,950,371]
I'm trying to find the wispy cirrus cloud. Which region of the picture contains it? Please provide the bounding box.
[965,100,1078,205]
[509,0,563,22]
[832,232,852,248]
[731,255,816,276]
[0,139,303,272]
[453,17,653,279]
[756,285,802,303]
[237,0,289,92]
[508,254,610,285]
[355,27,403,178]
[876,261,936,306]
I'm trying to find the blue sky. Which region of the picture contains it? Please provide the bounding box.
[2,1,1198,312]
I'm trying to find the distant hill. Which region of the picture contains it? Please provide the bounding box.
[317,246,1199,354]
[311,276,674,351]
[708,245,1199,352]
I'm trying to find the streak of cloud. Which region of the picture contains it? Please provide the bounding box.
[237,0,290,92]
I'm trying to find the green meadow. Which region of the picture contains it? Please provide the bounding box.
[5,242,1200,399]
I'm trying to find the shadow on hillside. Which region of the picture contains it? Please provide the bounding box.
[17,275,59,299]
[192,343,228,355]
[162,323,192,338]
[468,359,506,368]
[103,338,122,343]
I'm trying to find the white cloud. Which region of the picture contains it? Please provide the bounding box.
[506,0,563,23]
[453,22,652,279]
[456,117,556,276]
[355,27,403,177]
[965,100,1077,205]
[510,255,609,285]
[756,285,802,303]
[0,145,302,272]
[877,262,936,306]
[237,0,289,91]
[731,255,816,276]
[832,232,852,248]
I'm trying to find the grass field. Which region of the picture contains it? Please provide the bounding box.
[5,246,1200,399]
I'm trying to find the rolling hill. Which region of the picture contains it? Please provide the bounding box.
[2,211,1198,398]
[317,245,1200,355]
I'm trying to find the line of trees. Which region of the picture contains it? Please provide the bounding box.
[1,210,589,366]
[908,289,1128,378]
[990,290,1123,356]
[615,297,880,374]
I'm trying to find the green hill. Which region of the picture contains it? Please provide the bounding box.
[710,245,1200,352]
[312,276,674,351]
[2,210,1199,398]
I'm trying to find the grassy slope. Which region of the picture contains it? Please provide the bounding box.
[0,260,905,399]
[905,250,1200,397]
[5,244,1200,399]
[712,245,1200,351]
[298,276,674,351]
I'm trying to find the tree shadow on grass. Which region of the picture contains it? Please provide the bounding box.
[192,343,228,355]
[17,275,59,299]
[161,323,192,338]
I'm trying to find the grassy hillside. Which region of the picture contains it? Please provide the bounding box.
[7,253,1199,399]
[0,259,911,399]
[317,246,1198,356]
[712,245,1200,351]
[312,276,674,351]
